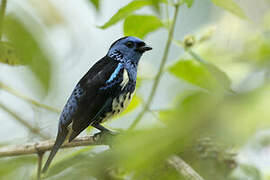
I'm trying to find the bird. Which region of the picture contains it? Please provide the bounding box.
[42,36,152,173]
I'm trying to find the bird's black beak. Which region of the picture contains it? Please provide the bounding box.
[136,44,152,52]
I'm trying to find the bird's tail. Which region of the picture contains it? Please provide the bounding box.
[42,127,68,173]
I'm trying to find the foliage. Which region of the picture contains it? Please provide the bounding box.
[124,15,163,39]
[3,15,52,92]
[0,0,269,180]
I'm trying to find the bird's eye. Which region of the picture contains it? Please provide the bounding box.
[125,41,134,48]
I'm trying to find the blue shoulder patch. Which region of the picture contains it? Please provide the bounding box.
[107,63,123,83]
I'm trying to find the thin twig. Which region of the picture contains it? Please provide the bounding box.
[0,82,61,113]
[37,152,44,180]
[167,155,205,180]
[129,4,180,129]
[0,135,104,157]
[0,0,7,39]
[0,102,50,139]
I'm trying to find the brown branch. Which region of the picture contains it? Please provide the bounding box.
[167,155,205,180]
[0,102,50,140]
[0,136,204,180]
[0,135,104,157]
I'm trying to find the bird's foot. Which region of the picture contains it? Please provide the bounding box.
[93,130,117,143]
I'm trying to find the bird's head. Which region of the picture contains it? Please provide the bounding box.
[107,36,152,65]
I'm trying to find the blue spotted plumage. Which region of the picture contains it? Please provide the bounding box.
[42,36,152,173]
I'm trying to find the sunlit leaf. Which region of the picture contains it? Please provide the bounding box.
[0,41,21,65]
[188,50,232,91]
[4,15,51,92]
[168,59,219,90]
[89,0,100,10]
[149,0,162,13]
[99,0,165,29]
[211,0,247,19]
[124,15,163,39]
[184,0,194,8]
[204,62,231,90]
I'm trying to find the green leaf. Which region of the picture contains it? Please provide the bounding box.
[168,59,220,90]
[44,147,93,178]
[204,62,232,90]
[184,0,194,8]
[4,15,51,92]
[99,0,163,29]
[149,0,162,13]
[124,15,163,39]
[211,0,247,19]
[0,156,36,177]
[0,41,21,65]
[89,0,99,10]
[188,50,232,91]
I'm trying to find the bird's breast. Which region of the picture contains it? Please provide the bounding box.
[101,91,134,123]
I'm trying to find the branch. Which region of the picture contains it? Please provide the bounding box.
[0,135,204,180]
[37,152,44,180]
[129,4,180,129]
[167,155,205,180]
[0,102,50,140]
[0,81,61,113]
[0,135,104,157]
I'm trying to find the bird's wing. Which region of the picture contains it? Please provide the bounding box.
[58,56,125,138]
[42,56,123,173]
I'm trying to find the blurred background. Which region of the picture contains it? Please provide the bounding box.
[1,0,270,179]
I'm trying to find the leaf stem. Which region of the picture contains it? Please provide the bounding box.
[129,4,180,129]
[0,0,7,40]
[188,49,207,64]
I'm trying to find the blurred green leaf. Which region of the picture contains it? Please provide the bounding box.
[168,59,220,90]
[204,62,232,90]
[0,156,36,177]
[210,0,247,19]
[89,0,100,10]
[44,147,93,178]
[0,41,21,65]
[149,0,162,13]
[99,0,164,29]
[4,15,51,92]
[184,0,194,8]
[231,164,262,180]
[124,15,163,39]
[240,34,270,65]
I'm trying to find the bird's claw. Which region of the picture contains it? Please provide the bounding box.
[93,130,117,142]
